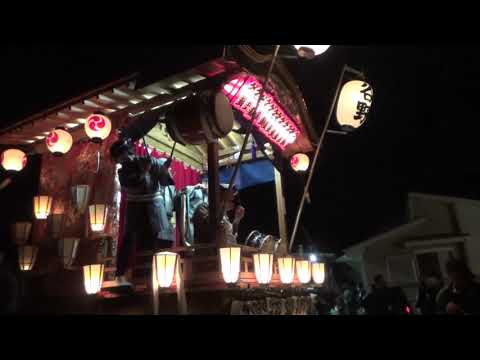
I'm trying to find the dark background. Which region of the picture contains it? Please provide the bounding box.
[1,44,479,254]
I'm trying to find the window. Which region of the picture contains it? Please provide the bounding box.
[414,248,454,281]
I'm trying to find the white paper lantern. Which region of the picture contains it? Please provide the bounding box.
[58,237,80,268]
[18,245,38,271]
[153,252,178,288]
[1,149,27,172]
[33,195,53,220]
[85,114,112,143]
[253,253,273,285]
[278,257,296,284]
[46,128,73,156]
[294,45,330,58]
[11,222,32,245]
[312,262,326,285]
[296,260,312,284]
[336,80,374,130]
[290,153,310,172]
[88,204,109,232]
[220,247,241,284]
[83,264,104,294]
[71,185,91,214]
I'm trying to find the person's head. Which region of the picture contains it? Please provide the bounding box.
[374,274,386,289]
[110,139,134,164]
[446,259,474,291]
[219,184,238,211]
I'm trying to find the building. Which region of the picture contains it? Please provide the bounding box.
[340,192,480,303]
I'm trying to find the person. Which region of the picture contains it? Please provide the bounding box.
[416,275,443,315]
[110,139,175,286]
[363,274,409,315]
[192,184,245,245]
[437,259,480,315]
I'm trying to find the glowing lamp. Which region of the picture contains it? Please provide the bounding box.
[219,247,241,284]
[71,185,91,214]
[290,153,310,172]
[312,262,325,285]
[336,80,373,131]
[88,204,108,232]
[253,253,273,285]
[153,252,178,288]
[33,195,53,220]
[46,128,73,156]
[85,114,112,143]
[296,260,312,284]
[11,222,32,245]
[294,45,330,58]
[1,149,27,172]
[18,245,38,271]
[278,257,296,284]
[83,264,104,295]
[58,237,80,268]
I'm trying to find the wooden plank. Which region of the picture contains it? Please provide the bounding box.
[274,168,288,243]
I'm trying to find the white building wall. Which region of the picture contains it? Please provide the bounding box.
[454,203,480,276]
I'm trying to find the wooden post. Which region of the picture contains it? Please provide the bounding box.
[207,141,220,245]
[274,168,288,245]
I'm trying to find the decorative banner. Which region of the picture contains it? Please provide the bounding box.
[230,296,314,315]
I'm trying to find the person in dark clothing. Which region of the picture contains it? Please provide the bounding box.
[416,275,443,315]
[438,259,480,315]
[363,274,410,315]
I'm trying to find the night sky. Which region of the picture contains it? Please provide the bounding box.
[1,44,479,254]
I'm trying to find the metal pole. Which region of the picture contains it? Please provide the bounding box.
[207,142,220,245]
[288,65,349,252]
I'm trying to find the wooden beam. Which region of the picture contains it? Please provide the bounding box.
[274,168,288,243]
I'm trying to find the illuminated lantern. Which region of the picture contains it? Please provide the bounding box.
[18,245,38,271]
[253,253,273,285]
[153,252,178,288]
[290,153,310,172]
[49,213,65,239]
[219,247,241,284]
[71,185,91,214]
[46,128,73,156]
[296,260,312,284]
[58,237,80,268]
[1,149,27,172]
[294,45,330,59]
[312,262,326,285]
[11,222,32,245]
[88,204,108,232]
[33,195,53,220]
[83,264,104,295]
[336,80,373,131]
[278,257,296,284]
[85,114,112,143]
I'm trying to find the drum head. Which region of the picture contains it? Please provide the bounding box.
[212,92,234,137]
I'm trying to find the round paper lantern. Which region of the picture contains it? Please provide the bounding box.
[312,262,325,285]
[71,185,91,214]
[11,222,32,245]
[88,204,108,232]
[58,237,80,268]
[294,45,330,58]
[1,149,27,172]
[336,80,374,130]
[296,260,312,284]
[85,114,112,143]
[83,264,104,294]
[153,252,178,288]
[253,253,273,285]
[220,247,241,284]
[290,153,310,172]
[18,245,38,271]
[33,195,53,220]
[278,257,296,285]
[46,128,73,156]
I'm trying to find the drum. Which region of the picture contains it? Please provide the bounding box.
[166,92,234,145]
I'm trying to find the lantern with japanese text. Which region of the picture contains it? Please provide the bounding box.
[294,45,330,59]
[18,245,38,271]
[296,260,312,284]
[153,252,178,288]
[58,237,80,269]
[336,80,373,131]
[1,149,27,172]
[46,128,73,156]
[33,195,53,220]
[290,153,310,172]
[278,256,296,285]
[71,185,90,214]
[219,247,241,284]
[83,264,104,294]
[312,262,326,285]
[85,114,112,143]
[11,222,32,245]
[88,204,108,232]
[253,253,273,285]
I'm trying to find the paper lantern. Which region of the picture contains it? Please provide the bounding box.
[296,260,312,284]
[71,185,90,214]
[85,114,112,143]
[1,149,27,172]
[220,247,241,284]
[278,257,296,284]
[58,237,80,268]
[88,204,108,232]
[290,153,310,172]
[294,45,330,58]
[153,252,178,288]
[49,213,65,239]
[83,264,104,295]
[312,262,325,285]
[336,80,373,130]
[18,245,38,271]
[33,195,53,220]
[11,222,32,245]
[253,253,273,285]
[46,128,73,156]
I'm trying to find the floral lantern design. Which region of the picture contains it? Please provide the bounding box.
[290,153,310,172]
[88,204,109,232]
[85,114,112,143]
[18,245,39,271]
[219,247,241,284]
[336,80,374,131]
[33,195,53,220]
[46,128,73,156]
[83,264,104,295]
[1,149,27,172]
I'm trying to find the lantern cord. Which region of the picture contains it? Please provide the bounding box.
[288,65,349,253]
[219,45,281,222]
